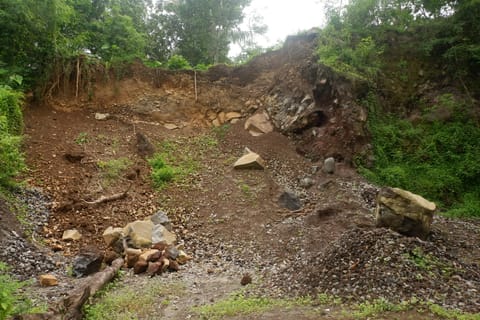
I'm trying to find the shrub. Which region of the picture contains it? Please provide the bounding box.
[0,87,24,187]
[166,55,191,70]
[0,262,44,319]
[360,93,480,216]
[148,154,176,188]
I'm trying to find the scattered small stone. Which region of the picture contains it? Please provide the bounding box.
[39,274,58,287]
[62,229,82,241]
[234,151,265,170]
[95,113,110,121]
[241,273,252,286]
[164,123,179,130]
[278,191,302,211]
[323,157,335,174]
[300,177,314,189]
[72,249,104,277]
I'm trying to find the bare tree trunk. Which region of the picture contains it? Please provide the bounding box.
[75,56,80,99]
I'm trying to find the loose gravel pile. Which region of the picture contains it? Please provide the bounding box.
[300,228,480,312]
[0,188,59,280]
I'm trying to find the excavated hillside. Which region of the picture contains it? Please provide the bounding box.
[1,32,479,319]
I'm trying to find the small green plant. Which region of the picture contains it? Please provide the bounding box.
[167,55,191,70]
[212,124,230,140]
[353,298,408,318]
[75,132,89,145]
[0,262,45,319]
[97,157,132,185]
[148,153,176,188]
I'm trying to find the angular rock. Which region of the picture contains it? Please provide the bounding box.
[177,250,192,265]
[147,261,162,276]
[234,151,265,170]
[133,260,148,274]
[300,177,315,189]
[95,113,110,121]
[278,191,302,211]
[63,151,86,163]
[103,250,120,265]
[126,252,140,268]
[244,112,274,136]
[39,274,58,287]
[72,249,104,277]
[168,260,180,272]
[124,220,155,248]
[212,119,221,127]
[218,112,226,124]
[323,157,335,174]
[164,123,179,130]
[150,211,172,231]
[375,187,436,239]
[136,132,155,157]
[166,246,179,260]
[102,227,124,247]
[62,229,82,241]
[139,249,160,263]
[152,224,177,246]
[225,112,241,121]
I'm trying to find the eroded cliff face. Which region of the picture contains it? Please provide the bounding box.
[45,31,371,166]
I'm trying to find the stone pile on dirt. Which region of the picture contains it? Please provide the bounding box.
[101,211,192,277]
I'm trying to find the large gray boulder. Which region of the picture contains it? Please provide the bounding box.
[375,187,436,239]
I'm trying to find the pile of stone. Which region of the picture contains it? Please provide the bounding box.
[102,211,191,277]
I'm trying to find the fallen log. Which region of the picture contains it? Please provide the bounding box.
[58,258,124,319]
[15,258,124,320]
[82,190,129,206]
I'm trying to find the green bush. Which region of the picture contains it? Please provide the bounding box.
[166,55,191,70]
[148,154,176,188]
[361,93,480,217]
[0,87,24,187]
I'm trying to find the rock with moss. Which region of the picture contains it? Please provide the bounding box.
[375,187,436,239]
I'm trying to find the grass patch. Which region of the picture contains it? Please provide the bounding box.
[0,262,46,319]
[148,132,220,189]
[193,292,340,319]
[97,157,132,186]
[352,298,409,318]
[84,278,185,320]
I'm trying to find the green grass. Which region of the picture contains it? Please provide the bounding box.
[84,279,185,320]
[192,292,343,320]
[0,263,46,319]
[97,157,132,186]
[148,132,220,190]
[193,293,315,319]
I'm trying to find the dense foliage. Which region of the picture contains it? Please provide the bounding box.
[319,0,480,216]
[0,87,24,187]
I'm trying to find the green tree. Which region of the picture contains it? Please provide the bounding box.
[149,0,253,65]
